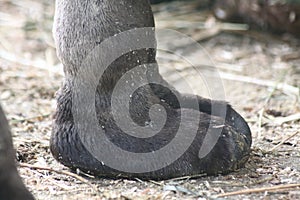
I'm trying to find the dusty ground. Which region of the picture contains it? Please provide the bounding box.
[0,0,299,199]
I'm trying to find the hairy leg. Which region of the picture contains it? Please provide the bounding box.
[51,0,251,180]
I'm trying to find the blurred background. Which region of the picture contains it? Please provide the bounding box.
[0,0,299,199]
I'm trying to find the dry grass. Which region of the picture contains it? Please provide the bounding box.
[0,0,299,199]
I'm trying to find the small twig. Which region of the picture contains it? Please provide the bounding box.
[219,72,299,96]
[257,109,265,140]
[192,25,221,42]
[134,178,146,184]
[156,20,248,31]
[256,70,297,141]
[215,63,243,72]
[173,69,298,96]
[19,163,98,193]
[168,173,206,182]
[257,72,283,138]
[274,113,300,125]
[10,114,51,124]
[268,131,299,152]
[148,180,164,186]
[216,183,300,198]
[211,176,274,187]
[0,49,63,75]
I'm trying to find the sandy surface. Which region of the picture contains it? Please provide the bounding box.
[0,1,299,199]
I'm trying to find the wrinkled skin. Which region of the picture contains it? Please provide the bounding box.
[50,0,251,180]
[0,0,255,198]
[0,106,34,200]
